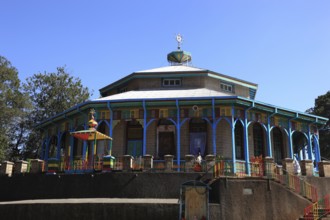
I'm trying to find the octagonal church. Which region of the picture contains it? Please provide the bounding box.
[37,36,328,175]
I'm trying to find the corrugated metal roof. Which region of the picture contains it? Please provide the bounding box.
[135,65,207,73]
[95,88,231,101]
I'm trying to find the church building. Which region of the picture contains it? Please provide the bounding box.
[37,35,328,175]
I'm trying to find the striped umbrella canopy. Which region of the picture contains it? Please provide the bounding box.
[70,130,112,141]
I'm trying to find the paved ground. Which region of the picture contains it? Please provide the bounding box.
[0,198,179,205]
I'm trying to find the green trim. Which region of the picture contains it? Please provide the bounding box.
[214,99,235,105]
[111,102,142,108]
[254,104,274,113]
[146,101,177,107]
[179,100,212,106]
[277,109,295,118]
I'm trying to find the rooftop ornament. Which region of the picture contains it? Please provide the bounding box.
[70,109,112,149]
[88,108,98,130]
[167,34,192,65]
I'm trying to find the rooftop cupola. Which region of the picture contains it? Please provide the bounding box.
[167,34,192,65]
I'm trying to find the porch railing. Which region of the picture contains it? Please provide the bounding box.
[303,194,330,220]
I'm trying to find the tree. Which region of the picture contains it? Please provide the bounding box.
[0,56,31,161]
[307,91,330,159]
[23,67,91,158]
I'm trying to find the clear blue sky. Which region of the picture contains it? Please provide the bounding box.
[1,0,329,112]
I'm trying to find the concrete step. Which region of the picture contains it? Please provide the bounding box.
[0,198,221,220]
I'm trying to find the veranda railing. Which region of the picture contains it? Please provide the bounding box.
[303,194,330,220]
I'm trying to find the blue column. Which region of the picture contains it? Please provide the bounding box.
[212,98,217,154]
[231,106,236,173]
[266,122,273,157]
[143,100,147,155]
[288,121,293,158]
[108,101,113,155]
[314,135,321,163]
[243,113,251,175]
[307,127,313,160]
[176,99,181,171]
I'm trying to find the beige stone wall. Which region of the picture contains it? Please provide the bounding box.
[182,76,204,88]
[137,78,161,89]
[205,77,219,91]
[216,119,232,158]
[180,122,190,157]
[146,120,157,156]
[234,85,250,98]
[205,77,251,98]
[207,123,213,155]
[112,121,126,157]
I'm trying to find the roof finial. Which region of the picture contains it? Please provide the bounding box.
[176,34,183,50]
[167,34,192,65]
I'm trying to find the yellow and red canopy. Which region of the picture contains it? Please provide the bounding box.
[70,130,112,141]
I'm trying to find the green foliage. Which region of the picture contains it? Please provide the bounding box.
[308,91,330,159]
[23,67,91,124]
[0,56,31,161]
[23,67,91,158]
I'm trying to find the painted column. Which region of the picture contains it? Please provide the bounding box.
[212,98,217,154]
[231,106,236,173]
[243,112,251,175]
[288,120,294,159]
[176,99,181,171]
[314,135,321,164]
[143,100,147,155]
[107,101,113,155]
[307,126,313,160]
[266,120,273,158]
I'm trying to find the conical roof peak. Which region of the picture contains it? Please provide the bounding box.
[167,34,192,65]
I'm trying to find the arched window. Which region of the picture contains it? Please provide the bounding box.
[253,123,264,157]
[273,127,284,164]
[235,121,244,160]
[293,132,308,160]
[189,118,207,156]
[157,119,175,159]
